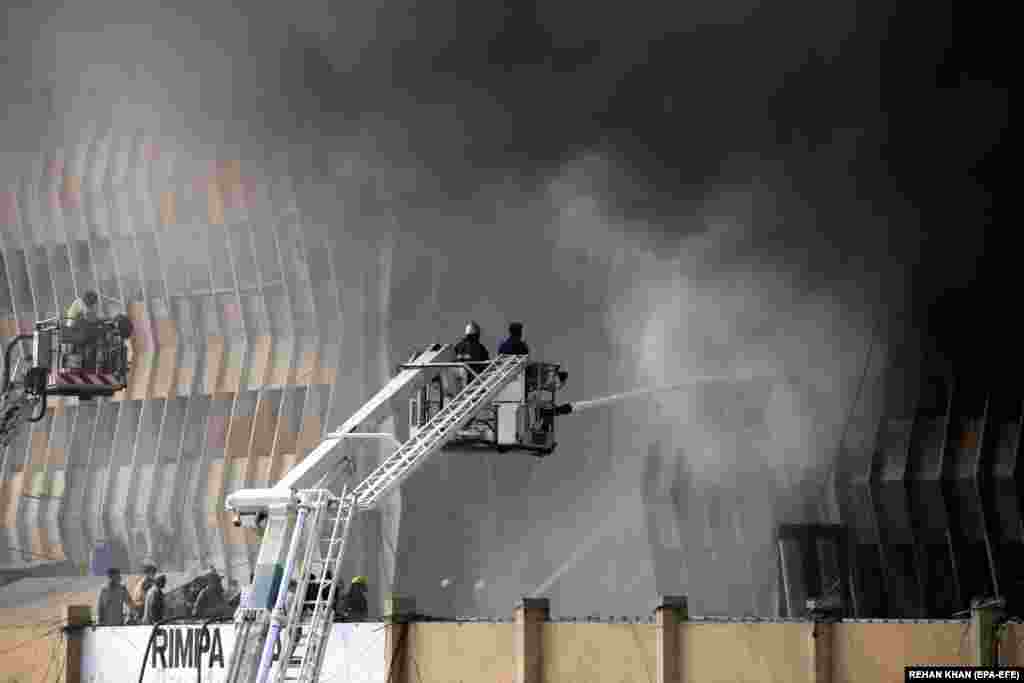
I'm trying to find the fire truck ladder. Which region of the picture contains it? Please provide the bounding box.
[349,353,530,510]
[257,354,528,683]
[275,486,357,683]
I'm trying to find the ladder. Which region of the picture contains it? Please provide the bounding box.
[274,487,357,683]
[350,354,530,509]
[246,354,528,683]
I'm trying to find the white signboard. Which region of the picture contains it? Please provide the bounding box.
[81,622,386,683]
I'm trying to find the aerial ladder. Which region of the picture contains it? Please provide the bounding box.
[223,346,533,683]
[221,340,771,682]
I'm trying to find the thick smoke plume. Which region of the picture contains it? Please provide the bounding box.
[452,148,900,616]
[2,0,937,616]
[544,149,892,480]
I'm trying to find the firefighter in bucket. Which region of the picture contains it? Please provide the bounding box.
[61,290,132,375]
[63,290,102,369]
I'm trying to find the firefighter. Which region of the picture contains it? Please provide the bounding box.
[332,577,347,618]
[303,573,321,618]
[192,567,225,618]
[66,289,99,324]
[498,322,529,355]
[454,321,490,381]
[128,562,158,623]
[96,568,131,626]
[64,290,101,368]
[339,576,369,621]
[143,575,167,625]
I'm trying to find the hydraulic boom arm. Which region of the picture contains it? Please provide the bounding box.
[223,348,531,683]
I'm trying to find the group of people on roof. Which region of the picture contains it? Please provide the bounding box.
[96,563,169,626]
[95,562,370,626]
[282,573,369,622]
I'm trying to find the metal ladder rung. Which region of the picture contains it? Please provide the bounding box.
[275,486,358,683]
[273,357,526,683]
[349,356,527,508]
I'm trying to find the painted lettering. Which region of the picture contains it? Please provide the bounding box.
[151,628,167,668]
[172,627,194,668]
[149,627,225,669]
[210,628,224,668]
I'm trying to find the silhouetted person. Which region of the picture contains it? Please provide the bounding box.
[192,568,225,618]
[332,577,348,618]
[96,568,130,626]
[65,289,99,325]
[64,289,101,368]
[321,572,334,601]
[226,579,241,611]
[129,562,158,623]
[302,574,321,618]
[143,575,167,624]
[454,321,490,379]
[339,576,369,621]
[498,322,529,355]
[305,574,320,604]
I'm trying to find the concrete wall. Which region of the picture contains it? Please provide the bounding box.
[0,624,65,683]
[833,622,972,682]
[1,603,1018,683]
[386,618,1008,683]
[682,623,810,683]
[405,622,516,683]
[0,600,86,683]
[545,623,658,683]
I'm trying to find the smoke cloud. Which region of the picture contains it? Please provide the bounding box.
[3,0,966,617]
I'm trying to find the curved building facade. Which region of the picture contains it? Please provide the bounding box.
[0,124,397,613]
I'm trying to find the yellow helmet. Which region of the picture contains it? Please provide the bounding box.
[350,575,368,586]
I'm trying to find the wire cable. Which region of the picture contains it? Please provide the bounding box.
[196,615,234,683]
[136,615,199,683]
[0,624,63,656]
[39,626,60,683]
[53,633,67,683]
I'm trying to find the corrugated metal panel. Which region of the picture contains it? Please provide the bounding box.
[84,403,114,562]
[218,296,246,394]
[108,400,140,564]
[64,404,98,569]
[42,407,72,562]
[181,395,211,573]
[65,135,93,245]
[173,296,199,397]
[130,399,164,552]
[203,297,225,396]
[202,392,230,575]
[153,397,186,552]
[20,416,51,564]
[150,297,177,399]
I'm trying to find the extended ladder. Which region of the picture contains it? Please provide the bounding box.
[274,487,357,683]
[241,354,529,683]
[349,354,530,510]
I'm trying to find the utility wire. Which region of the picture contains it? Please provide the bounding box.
[0,624,63,656]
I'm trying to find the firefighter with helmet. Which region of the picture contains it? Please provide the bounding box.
[454,321,490,379]
[64,290,101,368]
[339,575,369,621]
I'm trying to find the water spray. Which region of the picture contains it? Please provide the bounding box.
[548,371,770,416]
